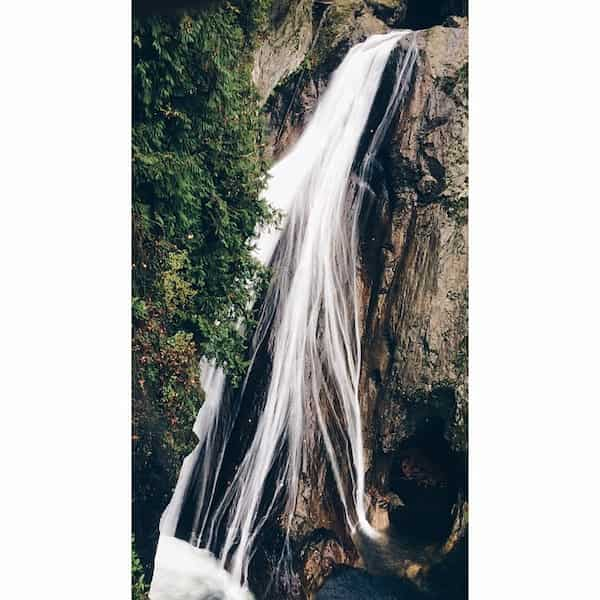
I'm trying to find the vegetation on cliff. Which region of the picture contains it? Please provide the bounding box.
[132,0,273,576]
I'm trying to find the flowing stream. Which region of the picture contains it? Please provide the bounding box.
[150,30,417,600]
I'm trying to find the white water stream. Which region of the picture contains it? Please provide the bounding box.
[150,30,417,600]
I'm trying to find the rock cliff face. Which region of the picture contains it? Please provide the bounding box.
[252,0,315,104]
[261,0,392,158]
[356,23,467,597]
[254,4,468,598]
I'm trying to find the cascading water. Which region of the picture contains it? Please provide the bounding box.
[150,30,417,600]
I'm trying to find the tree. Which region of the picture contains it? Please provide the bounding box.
[132,1,273,575]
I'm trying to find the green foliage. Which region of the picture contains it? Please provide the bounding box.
[235,0,272,41]
[132,537,149,600]
[132,1,274,575]
[133,6,274,381]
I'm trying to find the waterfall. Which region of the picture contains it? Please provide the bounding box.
[150,30,417,600]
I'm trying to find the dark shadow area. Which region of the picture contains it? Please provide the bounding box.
[317,565,425,599]
[404,0,468,30]
[133,0,219,16]
[388,417,461,543]
[427,534,468,600]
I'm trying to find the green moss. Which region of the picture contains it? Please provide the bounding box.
[132,536,149,600]
[312,0,360,69]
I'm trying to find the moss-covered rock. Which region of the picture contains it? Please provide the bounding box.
[252,0,314,104]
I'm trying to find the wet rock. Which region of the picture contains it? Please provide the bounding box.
[259,13,468,599]
[355,20,468,594]
[300,530,352,599]
[358,22,468,461]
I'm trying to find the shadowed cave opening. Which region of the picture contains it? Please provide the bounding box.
[387,416,462,543]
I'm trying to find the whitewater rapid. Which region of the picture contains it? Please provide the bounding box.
[150,30,417,600]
